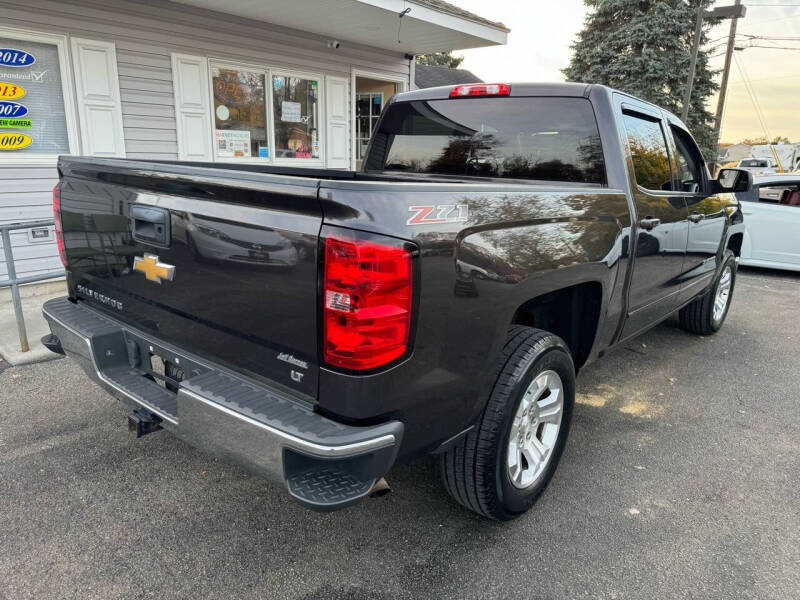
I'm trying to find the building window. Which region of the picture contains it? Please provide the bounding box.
[356,92,382,162]
[272,73,320,160]
[211,65,268,159]
[0,34,71,156]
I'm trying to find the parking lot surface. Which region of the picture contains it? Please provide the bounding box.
[1,268,798,600]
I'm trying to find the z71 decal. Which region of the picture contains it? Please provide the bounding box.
[407,204,469,226]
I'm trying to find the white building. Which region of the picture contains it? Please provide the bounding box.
[750,144,800,172]
[0,0,507,281]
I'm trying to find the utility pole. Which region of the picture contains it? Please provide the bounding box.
[714,0,743,132]
[681,3,746,124]
[681,6,705,123]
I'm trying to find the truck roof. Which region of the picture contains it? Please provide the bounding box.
[393,82,685,127]
[397,81,594,102]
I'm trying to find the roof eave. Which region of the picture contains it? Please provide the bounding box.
[357,0,508,50]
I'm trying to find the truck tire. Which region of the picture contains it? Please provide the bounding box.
[678,250,736,335]
[440,326,575,520]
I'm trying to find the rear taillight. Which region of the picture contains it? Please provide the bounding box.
[450,83,510,98]
[323,232,413,370]
[53,184,66,267]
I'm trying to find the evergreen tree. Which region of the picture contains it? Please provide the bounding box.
[416,51,465,69]
[563,0,719,160]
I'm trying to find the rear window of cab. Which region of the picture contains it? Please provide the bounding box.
[366,96,606,184]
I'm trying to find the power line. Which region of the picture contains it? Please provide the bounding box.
[727,73,800,82]
[739,33,800,40]
[733,53,774,143]
[740,44,800,48]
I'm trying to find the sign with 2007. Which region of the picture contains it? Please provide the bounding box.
[0,101,28,117]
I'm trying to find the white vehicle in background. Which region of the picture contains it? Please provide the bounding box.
[735,175,800,272]
[736,158,779,176]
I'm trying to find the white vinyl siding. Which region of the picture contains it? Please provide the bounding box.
[0,164,60,280]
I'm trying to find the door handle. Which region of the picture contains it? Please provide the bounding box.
[688,213,706,223]
[638,217,661,230]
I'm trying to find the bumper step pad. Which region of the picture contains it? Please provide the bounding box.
[286,467,375,509]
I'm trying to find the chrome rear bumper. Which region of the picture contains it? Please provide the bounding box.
[43,297,402,511]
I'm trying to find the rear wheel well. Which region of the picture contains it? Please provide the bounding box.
[510,282,602,370]
[727,233,743,257]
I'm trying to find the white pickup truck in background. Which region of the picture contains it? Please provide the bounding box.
[737,158,779,176]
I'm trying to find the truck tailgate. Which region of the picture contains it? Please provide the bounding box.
[57,158,321,398]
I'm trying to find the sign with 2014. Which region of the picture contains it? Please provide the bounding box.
[0,48,35,68]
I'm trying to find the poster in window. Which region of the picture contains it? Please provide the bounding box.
[211,67,267,159]
[281,101,302,123]
[215,129,251,158]
[0,38,69,153]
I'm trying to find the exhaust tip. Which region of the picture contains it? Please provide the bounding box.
[369,477,391,498]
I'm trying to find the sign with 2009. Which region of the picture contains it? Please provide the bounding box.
[0,132,32,149]
[0,48,35,67]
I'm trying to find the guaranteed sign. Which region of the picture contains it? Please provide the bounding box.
[0,132,32,149]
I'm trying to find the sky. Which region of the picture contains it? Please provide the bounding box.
[448,0,800,144]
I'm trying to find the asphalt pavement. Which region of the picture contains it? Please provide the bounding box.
[1,267,798,600]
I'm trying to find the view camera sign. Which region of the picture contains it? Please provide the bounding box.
[0,48,36,68]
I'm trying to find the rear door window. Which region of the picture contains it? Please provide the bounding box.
[622,112,672,191]
[367,97,606,184]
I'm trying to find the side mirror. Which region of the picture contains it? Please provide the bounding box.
[714,168,753,193]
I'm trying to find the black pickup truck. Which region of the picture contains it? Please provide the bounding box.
[43,82,750,520]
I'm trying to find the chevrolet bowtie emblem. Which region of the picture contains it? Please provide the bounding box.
[133,254,175,284]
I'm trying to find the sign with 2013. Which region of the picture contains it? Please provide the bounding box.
[0,48,36,67]
[0,82,26,99]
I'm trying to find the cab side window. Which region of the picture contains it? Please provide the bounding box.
[622,112,672,191]
[670,126,705,193]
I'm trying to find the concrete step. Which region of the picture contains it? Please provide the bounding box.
[0,281,67,366]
